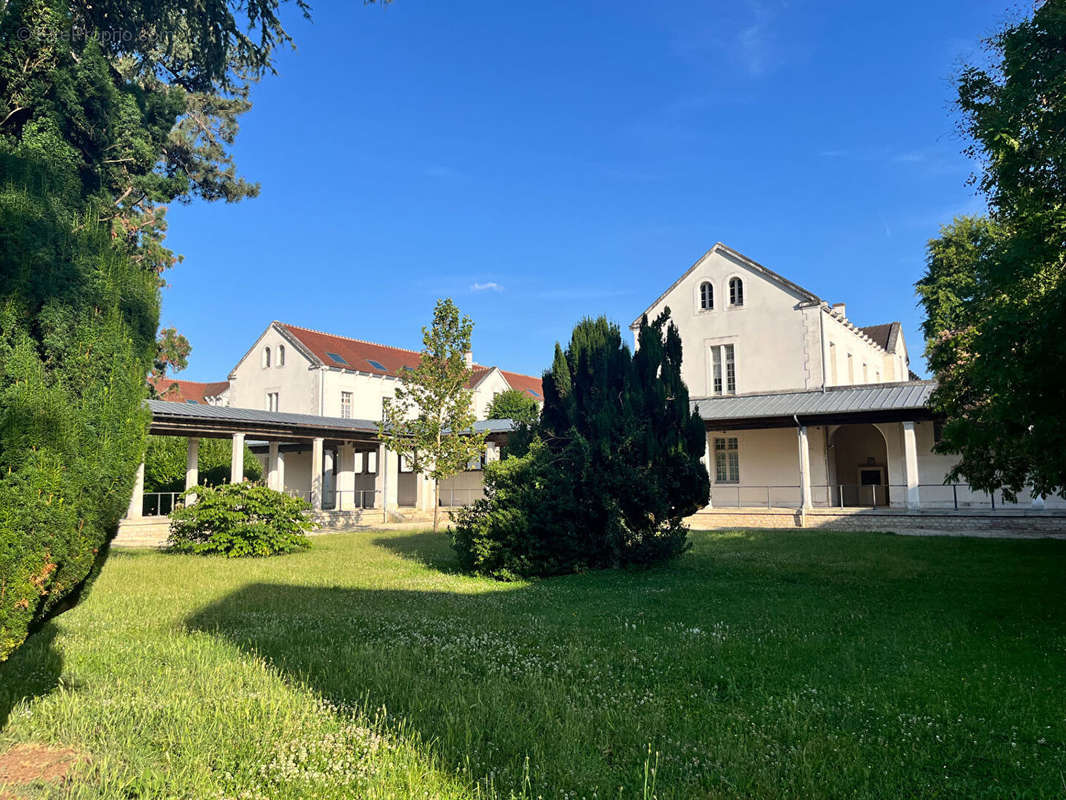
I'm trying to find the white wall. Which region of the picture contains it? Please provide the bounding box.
[822,313,899,386]
[228,326,319,413]
[640,248,823,396]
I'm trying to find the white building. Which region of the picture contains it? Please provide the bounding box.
[636,242,1056,511]
[139,245,1058,524]
[154,322,542,512]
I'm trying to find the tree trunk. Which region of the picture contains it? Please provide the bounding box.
[433,480,440,532]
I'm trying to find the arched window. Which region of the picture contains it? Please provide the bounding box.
[262,347,271,368]
[277,345,285,367]
[699,281,713,310]
[729,277,744,306]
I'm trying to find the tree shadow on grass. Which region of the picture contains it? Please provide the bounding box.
[0,624,63,730]
[370,530,464,574]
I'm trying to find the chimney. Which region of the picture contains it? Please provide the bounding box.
[464,351,473,369]
[831,303,846,318]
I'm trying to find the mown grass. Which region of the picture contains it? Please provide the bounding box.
[1,529,1065,798]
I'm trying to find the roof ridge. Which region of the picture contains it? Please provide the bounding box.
[279,322,491,369]
[499,368,543,381]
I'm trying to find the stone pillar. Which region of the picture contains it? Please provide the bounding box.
[336,443,355,510]
[230,432,245,484]
[126,461,145,519]
[701,431,713,508]
[185,437,200,505]
[902,421,920,510]
[375,443,398,514]
[267,441,280,490]
[311,437,324,511]
[796,425,812,510]
[415,471,436,511]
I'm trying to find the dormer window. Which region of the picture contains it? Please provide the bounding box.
[277,345,285,367]
[699,281,714,310]
[262,347,271,368]
[729,277,744,307]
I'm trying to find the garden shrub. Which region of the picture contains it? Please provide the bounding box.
[452,312,709,579]
[167,483,314,557]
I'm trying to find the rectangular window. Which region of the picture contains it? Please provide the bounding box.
[266,392,279,412]
[714,437,740,483]
[847,354,854,383]
[354,451,364,473]
[862,363,868,382]
[340,391,352,419]
[366,451,378,474]
[710,344,737,396]
[829,342,838,384]
[399,455,414,473]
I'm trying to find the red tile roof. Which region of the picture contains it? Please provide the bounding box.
[500,370,543,400]
[278,322,542,398]
[150,378,230,404]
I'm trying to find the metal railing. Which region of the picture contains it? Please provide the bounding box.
[287,489,380,510]
[705,483,1062,511]
[438,488,485,507]
[142,492,183,516]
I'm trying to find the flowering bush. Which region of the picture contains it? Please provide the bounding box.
[167,483,313,557]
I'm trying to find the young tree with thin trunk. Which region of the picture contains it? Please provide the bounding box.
[378,299,487,532]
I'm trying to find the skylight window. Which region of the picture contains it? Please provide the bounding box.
[185,399,199,404]
[527,389,541,398]
[327,352,349,365]
[367,359,387,371]
[402,365,414,372]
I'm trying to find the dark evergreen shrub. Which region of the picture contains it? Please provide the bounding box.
[0,156,158,660]
[167,483,313,557]
[452,311,709,578]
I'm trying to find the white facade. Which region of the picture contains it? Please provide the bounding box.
[637,243,1058,511]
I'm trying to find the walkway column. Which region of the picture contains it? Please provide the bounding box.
[185,437,200,505]
[126,461,145,519]
[230,432,245,484]
[267,441,280,490]
[902,421,920,510]
[336,443,355,510]
[375,443,398,517]
[311,437,324,511]
[796,425,812,510]
[701,431,713,508]
[415,469,436,511]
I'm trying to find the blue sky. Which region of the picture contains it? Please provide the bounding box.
[164,0,1011,382]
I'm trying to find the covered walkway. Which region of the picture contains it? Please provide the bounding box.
[124,400,511,523]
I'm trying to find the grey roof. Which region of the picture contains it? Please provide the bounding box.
[147,399,516,436]
[148,399,382,433]
[693,381,936,424]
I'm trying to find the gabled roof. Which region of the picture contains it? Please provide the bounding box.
[274,322,543,396]
[150,378,230,404]
[859,322,902,353]
[632,242,823,328]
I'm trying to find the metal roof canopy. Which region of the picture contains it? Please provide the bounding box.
[693,381,937,430]
[147,399,515,443]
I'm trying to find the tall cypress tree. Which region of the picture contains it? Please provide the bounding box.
[452,310,709,578]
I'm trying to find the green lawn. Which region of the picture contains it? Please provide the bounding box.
[2,530,1065,799]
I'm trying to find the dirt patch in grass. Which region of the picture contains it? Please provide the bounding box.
[0,743,84,792]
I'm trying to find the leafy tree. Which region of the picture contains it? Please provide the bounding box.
[485,388,539,426]
[918,2,1066,500]
[167,483,312,557]
[452,311,709,579]
[379,299,487,533]
[0,0,315,660]
[143,436,262,493]
[150,328,192,396]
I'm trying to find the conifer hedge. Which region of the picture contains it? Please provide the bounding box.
[0,155,158,660]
